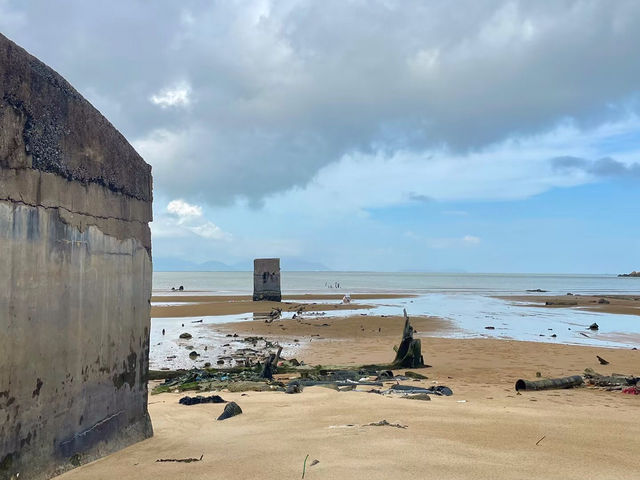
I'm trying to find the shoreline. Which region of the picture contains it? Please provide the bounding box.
[149,292,640,371]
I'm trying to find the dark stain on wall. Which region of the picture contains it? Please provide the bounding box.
[32,378,43,398]
[112,351,137,390]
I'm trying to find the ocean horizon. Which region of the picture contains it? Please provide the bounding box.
[153,271,639,296]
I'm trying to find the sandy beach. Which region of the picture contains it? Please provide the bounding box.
[58,293,640,480]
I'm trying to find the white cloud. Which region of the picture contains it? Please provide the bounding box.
[427,235,481,249]
[150,82,191,108]
[167,199,202,218]
[153,199,230,241]
[463,235,481,245]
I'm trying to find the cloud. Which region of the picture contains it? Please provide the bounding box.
[154,199,230,241]
[463,235,481,245]
[4,1,640,206]
[408,193,433,203]
[427,235,481,249]
[167,199,202,218]
[150,82,191,108]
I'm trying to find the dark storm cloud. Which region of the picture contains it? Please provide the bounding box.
[3,0,640,204]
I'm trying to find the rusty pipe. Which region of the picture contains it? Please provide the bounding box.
[515,375,584,391]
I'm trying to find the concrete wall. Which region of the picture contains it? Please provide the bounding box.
[0,33,153,480]
[253,258,281,301]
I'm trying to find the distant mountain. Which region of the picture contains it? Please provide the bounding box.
[153,257,239,272]
[153,257,330,272]
[280,258,330,271]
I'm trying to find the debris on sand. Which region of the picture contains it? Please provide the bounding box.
[156,454,203,463]
[388,384,453,396]
[179,395,226,405]
[583,368,639,387]
[366,420,407,429]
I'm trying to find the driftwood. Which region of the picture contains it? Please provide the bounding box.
[392,309,425,368]
[260,346,283,379]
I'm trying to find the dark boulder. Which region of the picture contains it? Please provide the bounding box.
[217,402,243,420]
[286,380,303,394]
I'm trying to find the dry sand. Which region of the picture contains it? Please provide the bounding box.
[59,296,640,480]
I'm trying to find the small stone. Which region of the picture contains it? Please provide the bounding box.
[589,323,599,331]
[286,380,302,394]
[403,393,431,401]
[189,351,200,358]
[179,332,192,339]
[217,401,242,420]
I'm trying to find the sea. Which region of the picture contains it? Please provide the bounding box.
[153,271,639,296]
[149,272,640,368]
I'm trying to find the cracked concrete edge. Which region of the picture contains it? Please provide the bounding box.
[0,168,152,252]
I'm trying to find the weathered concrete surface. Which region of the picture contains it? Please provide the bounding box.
[253,258,281,302]
[0,33,153,480]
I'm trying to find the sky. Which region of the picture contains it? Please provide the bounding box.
[1,0,639,273]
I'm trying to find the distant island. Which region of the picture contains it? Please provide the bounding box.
[618,271,640,277]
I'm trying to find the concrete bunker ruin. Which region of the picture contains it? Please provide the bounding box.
[253,258,282,302]
[0,33,153,479]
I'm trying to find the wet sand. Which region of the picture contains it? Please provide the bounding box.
[498,294,640,316]
[151,293,410,318]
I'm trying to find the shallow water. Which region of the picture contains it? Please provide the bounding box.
[149,293,639,369]
[150,272,639,368]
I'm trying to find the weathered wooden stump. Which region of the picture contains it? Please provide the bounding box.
[392,309,425,368]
